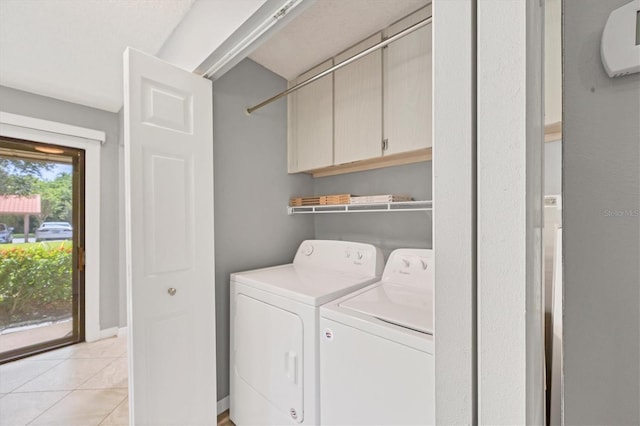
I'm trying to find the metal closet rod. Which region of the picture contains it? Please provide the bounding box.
[246,15,433,115]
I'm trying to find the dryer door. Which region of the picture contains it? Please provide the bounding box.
[235,294,304,422]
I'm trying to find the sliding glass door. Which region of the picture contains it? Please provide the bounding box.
[0,137,85,363]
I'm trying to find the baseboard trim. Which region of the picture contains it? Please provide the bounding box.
[86,326,118,342]
[117,326,128,338]
[217,396,229,415]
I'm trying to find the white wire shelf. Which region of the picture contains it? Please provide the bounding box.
[287,200,433,215]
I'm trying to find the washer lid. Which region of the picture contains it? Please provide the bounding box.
[231,264,380,307]
[339,283,433,334]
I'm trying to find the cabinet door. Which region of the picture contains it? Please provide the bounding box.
[334,34,383,165]
[288,59,334,172]
[383,6,432,156]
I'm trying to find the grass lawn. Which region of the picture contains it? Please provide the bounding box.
[0,240,72,251]
[12,233,35,239]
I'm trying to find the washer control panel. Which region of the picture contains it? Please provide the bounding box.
[382,248,434,290]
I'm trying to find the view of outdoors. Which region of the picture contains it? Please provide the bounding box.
[0,156,75,356]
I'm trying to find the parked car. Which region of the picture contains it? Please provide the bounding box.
[0,223,13,244]
[35,222,73,242]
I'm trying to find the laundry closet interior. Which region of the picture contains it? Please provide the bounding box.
[212,0,435,423]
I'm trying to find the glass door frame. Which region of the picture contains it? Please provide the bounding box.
[0,136,85,363]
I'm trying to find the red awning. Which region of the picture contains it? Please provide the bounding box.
[0,195,42,214]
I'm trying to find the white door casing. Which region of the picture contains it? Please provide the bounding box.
[477,0,545,423]
[124,48,216,425]
[0,112,104,343]
[432,0,476,423]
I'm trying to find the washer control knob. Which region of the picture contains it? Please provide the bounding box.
[345,250,351,258]
[421,259,429,270]
[402,258,411,268]
[357,251,363,260]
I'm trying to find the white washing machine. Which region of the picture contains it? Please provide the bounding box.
[319,248,435,425]
[230,240,384,426]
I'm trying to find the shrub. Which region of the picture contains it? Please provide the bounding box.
[0,242,73,328]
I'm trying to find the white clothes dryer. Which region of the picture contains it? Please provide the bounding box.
[230,240,384,426]
[319,248,435,425]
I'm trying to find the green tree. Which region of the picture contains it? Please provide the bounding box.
[34,173,73,223]
[0,158,53,195]
[0,159,67,232]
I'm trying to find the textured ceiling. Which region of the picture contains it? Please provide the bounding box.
[249,0,429,80]
[0,0,428,112]
[0,0,195,112]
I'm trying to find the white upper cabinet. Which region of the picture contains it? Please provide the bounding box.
[288,59,334,172]
[383,6,432,155]
[334,34,383,165]
[287,7,433,176]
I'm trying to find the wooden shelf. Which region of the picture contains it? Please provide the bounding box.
[306,148,432,178]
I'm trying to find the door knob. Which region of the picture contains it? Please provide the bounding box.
[167,288,177,296]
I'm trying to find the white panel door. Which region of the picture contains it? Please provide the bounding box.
[124,47,216,425]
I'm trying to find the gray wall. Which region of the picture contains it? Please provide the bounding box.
[564,1,640,424]
[314,162,432,259]
[212,59,314,398]
[0,85,122,330]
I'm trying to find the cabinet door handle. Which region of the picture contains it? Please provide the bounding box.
[382,138,389,151]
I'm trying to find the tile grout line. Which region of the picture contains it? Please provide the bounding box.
[98,392,129,425]
[11,356,116,393]
[75,356,122,390]
[5,358,67,393]
[24,389,72,426]
[3,337,129,425]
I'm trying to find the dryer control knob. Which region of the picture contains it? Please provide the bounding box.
[402,258,411,267]
[302,244,314,256]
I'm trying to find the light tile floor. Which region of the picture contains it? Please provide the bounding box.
[0,335,128,426]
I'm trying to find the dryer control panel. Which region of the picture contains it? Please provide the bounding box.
[294,240,384,277]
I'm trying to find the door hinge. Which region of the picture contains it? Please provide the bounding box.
[78,246,85,272]
[382,138,389,151]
